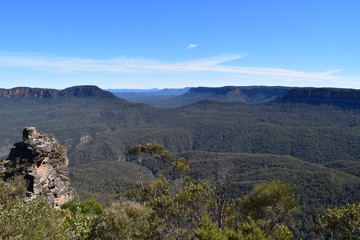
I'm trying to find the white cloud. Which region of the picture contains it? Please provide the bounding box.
[0,53,357,85]
[187,43,198,49]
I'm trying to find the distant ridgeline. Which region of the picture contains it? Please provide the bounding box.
[0,85,116,98]
[109,85,360,108]
[274,87,360,108]
[181,86,291,103]
[1,85,359,108]
[170,86,360,106]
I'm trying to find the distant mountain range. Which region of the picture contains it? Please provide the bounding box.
[106,88,191,93]
[1,85,359,109]
[108,86,360,108]
[109,87,191,106]
[162,86,290,107]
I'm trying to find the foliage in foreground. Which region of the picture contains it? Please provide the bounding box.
[0,177,99,240]
[1,142,358,240]
[1,175,358,239]
[316,201,360,239]
[121,176,296,240]
[0,175,298,239]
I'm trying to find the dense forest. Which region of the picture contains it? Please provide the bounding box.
[1,143,359,239]
[0,86,359,239]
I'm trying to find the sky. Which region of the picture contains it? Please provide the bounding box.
[0,0,359,89]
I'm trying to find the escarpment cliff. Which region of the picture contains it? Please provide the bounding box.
[0,85,115,98]
[276,88,360,108]
[1,127,77,208]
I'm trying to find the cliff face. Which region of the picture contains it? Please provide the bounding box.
[0,87,59,98]
[60,85,116,98]
[2,127,77,208]
[276,88,360,108]
[0,85,115,98]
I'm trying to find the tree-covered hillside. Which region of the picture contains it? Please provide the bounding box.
[0,86,359,238]
[1,94,359,165]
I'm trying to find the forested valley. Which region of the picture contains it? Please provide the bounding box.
[0,86,359,239]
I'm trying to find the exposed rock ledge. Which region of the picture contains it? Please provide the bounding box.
[1,127,77,208]
[0,85,115,98]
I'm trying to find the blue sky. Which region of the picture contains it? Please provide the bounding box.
[0,0,359,89]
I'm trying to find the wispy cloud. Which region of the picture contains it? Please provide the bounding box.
[0,53,357,84]
[187,43,198,49]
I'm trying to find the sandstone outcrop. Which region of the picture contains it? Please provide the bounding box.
[2,127,77,208]
[276,88,360,108]
[0,85,115,98]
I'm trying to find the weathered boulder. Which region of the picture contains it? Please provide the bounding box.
[2,127,77,208]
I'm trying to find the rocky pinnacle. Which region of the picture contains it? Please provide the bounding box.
[3,127,77,208]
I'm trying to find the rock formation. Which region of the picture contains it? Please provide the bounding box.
[276,88,360,108]
[0,85,115,98]
[2,127,77,208]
